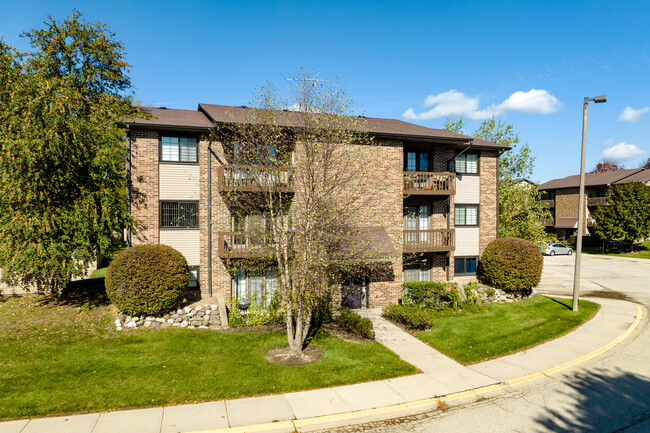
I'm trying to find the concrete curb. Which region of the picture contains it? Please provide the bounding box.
[187,304,645,433]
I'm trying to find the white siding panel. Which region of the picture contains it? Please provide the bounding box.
[159,164,200,200]
[455,175,480,203]
[455,227,480,256]
[160,230,200,266]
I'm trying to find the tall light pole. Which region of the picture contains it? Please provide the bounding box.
[573,95,606,312]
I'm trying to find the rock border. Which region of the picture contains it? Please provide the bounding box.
[115,303,225,331]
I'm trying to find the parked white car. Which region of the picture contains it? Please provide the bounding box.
[543,243,573,256]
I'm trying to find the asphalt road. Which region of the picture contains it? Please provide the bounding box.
[314,254,650,433]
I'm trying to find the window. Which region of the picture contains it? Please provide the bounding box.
[455,153,478,174]
[161,136,198,163]
[404,151,430,172]
[403,259,429,282]
[232,268,278,307]
[160,201,198,228]
[189,267,199,289]
[233,143,278,165]
[455,204,478,226]
[455,257,477,275]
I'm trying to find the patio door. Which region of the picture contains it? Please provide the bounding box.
[405,205,430,245]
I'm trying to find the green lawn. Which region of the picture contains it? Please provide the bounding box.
[416,296,600,365]
[583,240,650,259]
[89,267,107,279]
[0,297,416,420]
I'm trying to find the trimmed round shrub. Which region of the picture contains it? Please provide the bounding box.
[105,244,190,316]
[478,237,543,293]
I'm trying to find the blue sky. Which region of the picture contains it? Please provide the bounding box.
[1,0,648,183]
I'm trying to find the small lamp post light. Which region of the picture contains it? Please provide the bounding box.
[238,298,250,311]
[573,95,607,312]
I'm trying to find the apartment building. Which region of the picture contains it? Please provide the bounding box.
[539,168,650,239]
[127,104,505,308]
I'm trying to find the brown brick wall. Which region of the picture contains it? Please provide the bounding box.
[130,129,159,244]
[555,187,579,219]
[551,187,589,236]
[479,150,498,254]
[129,128,498,309]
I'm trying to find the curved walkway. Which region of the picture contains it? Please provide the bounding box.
[0,298,643,433]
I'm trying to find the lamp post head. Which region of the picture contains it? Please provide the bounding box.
[593,95,607,103]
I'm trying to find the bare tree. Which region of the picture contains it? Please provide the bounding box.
[212,75,391,360]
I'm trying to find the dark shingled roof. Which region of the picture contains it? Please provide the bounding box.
[539,168,647,190]
[612,168,650,184]
[198,104,505,149]
[127,104,506,149]
[127,107,213,129]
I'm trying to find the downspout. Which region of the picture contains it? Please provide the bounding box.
[207,141,213,297]
[126,125,132,248]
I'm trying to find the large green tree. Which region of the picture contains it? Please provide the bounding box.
[593,183,650,243]
[445,117,550,242]
[0,11,140,292]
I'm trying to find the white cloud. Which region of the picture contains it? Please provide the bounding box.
[403,89,562,121]
[602,142,646,161]
[617,106,650,122]
[493,89,561,114]
[403,90,484,120]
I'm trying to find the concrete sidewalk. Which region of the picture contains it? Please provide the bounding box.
[0,297,643,433]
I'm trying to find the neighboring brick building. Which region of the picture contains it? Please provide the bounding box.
[539,168,650,240]
[126,104,505,308]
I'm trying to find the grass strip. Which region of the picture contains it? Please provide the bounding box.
[416,296,599,365]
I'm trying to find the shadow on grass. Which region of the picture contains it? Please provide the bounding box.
[543,295,573,311]
[533,367,650,432]
[58,278,110,308]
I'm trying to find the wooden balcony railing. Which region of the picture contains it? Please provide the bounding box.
[540,199,555,208]
[217,164,292,192]
[403,229,454,253]
[403,172,455,195]
[541,218,554,226]
[218,231,272,258]
[588,196,608,206]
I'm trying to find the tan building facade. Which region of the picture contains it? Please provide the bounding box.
[127,105,504,308]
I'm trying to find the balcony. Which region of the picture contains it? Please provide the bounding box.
[588,196,608,206]
[218,231,272,258]
[217,164,292,193]
[403,229,454,253]
[403,172,455,195]
[541,218,554,226]
[540,199,555,208]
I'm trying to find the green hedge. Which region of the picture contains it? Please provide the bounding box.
[402,281,461,309]
[105,245,189,316]
[382,304,433,330]
[334,308,375,339]
[478,237,542,293]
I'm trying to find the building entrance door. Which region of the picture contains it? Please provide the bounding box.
[341,276,369,309]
